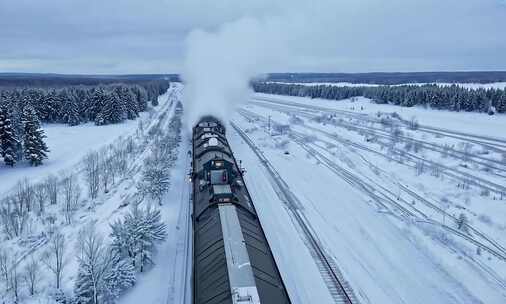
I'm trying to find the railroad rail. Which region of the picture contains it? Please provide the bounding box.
[236,110,506,262]
[240,107,506,197]
[251,96,506,153]
[232,122,357,304]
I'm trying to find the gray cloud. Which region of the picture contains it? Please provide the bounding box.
[0,0,505,73]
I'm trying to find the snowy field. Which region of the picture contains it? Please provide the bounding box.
[226,92,506,303]
[0,121,139,195]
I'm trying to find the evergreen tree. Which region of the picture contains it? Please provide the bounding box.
[103,257,136,302]
[110,204,167,272]
[95,90,124,126]
[0,107,20,166]
[22,105,49,166]
[61,90,81,126]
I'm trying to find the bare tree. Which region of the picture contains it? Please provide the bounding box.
[8,257,20,303]
[75,226,115,304]
[24,255,40,296]
[45,175,59,205]
[15,178,34,213]
[100,149,115,194]
[0,195,28,239]
[415,160,426,176]
[0,251,21,302]
[125,136,136,156]
[84,152,100,199]
[34,183,47,216]
[62,173,81,225]
[43,232,68,289]
[430,163,442,178]
[111,146,128,178]
[460,142,473,163]
[0,249,9,292]
[408,116,419,130]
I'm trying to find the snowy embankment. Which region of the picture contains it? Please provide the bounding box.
[0,83,191,304]
[228,92,506,303]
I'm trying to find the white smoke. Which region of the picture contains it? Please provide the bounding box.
[181,0,505,129]
[182,17,287,129]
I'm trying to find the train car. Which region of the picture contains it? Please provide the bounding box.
[192,116,291,304]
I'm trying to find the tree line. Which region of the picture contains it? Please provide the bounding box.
[0,82,169,167]
[252,82,506,114]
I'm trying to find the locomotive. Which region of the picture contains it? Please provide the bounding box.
[191,116,291,304]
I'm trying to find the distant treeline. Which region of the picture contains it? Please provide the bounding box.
[252,82,506,114]
[265,71,506,85]
[0,73,179,87]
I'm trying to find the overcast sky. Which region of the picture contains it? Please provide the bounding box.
[1,0,505,74]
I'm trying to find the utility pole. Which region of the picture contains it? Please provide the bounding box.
[268,115,271,135]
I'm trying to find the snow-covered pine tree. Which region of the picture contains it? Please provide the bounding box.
[109,204,167,272]
[132,85,148,112]
[41,89,63,123]
[114,86,138,120]
[95,89,125,126]
[22,105,49,166]
[125,87,139,119]
[74,266,94,304]
[61,89,81,126]
[0,106,20,166]
[137,159,170,205]
[103,256,136,302]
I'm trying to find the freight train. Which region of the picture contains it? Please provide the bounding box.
[191,116,291,304]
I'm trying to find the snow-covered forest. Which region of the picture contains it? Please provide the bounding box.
[0,82,169,167]
[253,82,506,114]
[0,85,185,304]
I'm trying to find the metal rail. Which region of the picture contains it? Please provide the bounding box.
[232,122,357,304]
[236,110,506,261]
[240,107,506,196]
[251,100,506,175]
[251,96,506,152]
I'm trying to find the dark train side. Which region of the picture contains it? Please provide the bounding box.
[191,116,291,304]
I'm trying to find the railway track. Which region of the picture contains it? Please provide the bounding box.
[232,122,357,304]
[250,100,506,175]
[251,96,506,153]
[236,110,506,262]
[240,107,506,197]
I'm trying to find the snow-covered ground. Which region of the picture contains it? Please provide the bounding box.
[226,92,506,303]
[254,93,506,138]
[0,84,192,304]
[4,82,506,304]
[0,121,140,195]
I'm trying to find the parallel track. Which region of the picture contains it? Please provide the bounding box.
[251,96,506,153]
[236,110,506,262]
[251,100,506,176]
[241,106,506,196]
[232,122,357,304]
